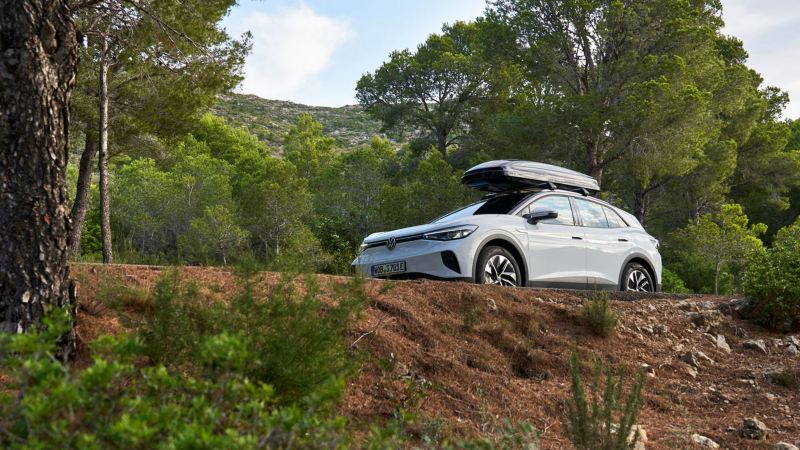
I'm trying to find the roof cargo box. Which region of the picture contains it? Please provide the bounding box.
[461,160,600,194]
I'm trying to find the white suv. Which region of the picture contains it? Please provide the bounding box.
[352,160,662,292]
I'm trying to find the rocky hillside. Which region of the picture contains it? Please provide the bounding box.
[212,93,386,150]
[72,264,800,449]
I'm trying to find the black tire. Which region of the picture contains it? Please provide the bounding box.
[620,262,654,292]
[475,246,522,287]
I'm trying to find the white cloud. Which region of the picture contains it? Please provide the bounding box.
[234,5,352,100]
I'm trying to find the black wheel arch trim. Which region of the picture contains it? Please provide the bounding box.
[619,253,658,291]
[471,233,528,285]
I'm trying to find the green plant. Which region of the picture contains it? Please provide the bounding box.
[661,267,691,294]
[583,293,619,338]
[139,268,367,404]
[743,223,800,330]
[0,309,348,449]
[463,305,480,331]
[769,370,800,389]
[563,353,645,450]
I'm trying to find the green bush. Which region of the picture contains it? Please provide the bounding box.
[743,223,800,330]
[583,293,619,338]
[660,267,691,294]
[563,353,645,450]
[0,309,347,449]
[141,268,366,404]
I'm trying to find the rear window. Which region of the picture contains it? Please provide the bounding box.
[432,193,531,223]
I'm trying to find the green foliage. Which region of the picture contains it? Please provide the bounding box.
[563,354,645,450]
[742,222,800,330]
[0,308,347,449]
[140,269,366,404]
[179,205,250,265]
[583,293,619,338]
[660,268,691,294]
[668,204,766,294]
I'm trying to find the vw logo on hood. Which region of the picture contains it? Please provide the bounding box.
[386,237,397,250]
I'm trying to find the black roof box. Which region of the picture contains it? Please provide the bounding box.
[461,160,600,194]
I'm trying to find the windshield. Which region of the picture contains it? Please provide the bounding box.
[432,192,532,223]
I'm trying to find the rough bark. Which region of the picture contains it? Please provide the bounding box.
[68,130,97,258]
[0,0,78,358]
[98,37,113,264]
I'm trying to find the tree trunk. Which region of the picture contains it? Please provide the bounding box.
[98,37,113,264]
[435,130,448,157]
[585,140,604,185]
[69,131,98,258]
[633,190,647,224]
[0,0,78,358]
[713,260,721,295]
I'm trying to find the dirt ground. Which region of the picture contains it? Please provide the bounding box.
[69,263,800,449]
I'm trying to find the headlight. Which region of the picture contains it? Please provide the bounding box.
[423,225,478,241]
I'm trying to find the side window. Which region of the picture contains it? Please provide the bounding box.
[575,199,609,228]
[603,206,628,228]
[529,195,575,225]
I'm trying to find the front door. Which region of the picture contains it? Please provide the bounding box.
[520,195,587,289]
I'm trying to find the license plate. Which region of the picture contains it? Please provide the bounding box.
[371,261,406,276]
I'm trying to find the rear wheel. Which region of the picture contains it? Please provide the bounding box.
[476,246,521,287]
[621,262,654,292]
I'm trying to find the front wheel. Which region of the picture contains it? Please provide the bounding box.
[475,246,522,287]
[621,262,654,292]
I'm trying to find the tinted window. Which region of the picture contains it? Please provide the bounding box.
[432,193,531,223]
[473,192,531,215]
[575,199,609,228]
[603,206,628,228]
[529,195,574,225]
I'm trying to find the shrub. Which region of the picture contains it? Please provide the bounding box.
[0,309,347,449]
[742,223,800,331]
[140,268,366,404]
[583,293,619,338]
[563,353,645,450]
[660,267,691,294]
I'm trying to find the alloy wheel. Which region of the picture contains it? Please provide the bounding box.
[626,269,652,292]
[483,254,517,286]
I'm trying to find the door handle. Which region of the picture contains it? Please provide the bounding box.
[572,236,583,240]
[618,238,629,242]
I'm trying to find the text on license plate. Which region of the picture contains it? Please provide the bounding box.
[371,261,406,276]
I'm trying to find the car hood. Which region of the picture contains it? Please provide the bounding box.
[363,218,475,244]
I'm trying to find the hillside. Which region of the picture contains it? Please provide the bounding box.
[212,93,387,150]
[72,264,800,449]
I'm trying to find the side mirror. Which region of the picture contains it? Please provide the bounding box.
[523,208,558,224]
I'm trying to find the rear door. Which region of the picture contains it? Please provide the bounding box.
[572,198,629,289]
[519,194,587,289]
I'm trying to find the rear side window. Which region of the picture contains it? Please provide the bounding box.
[603,206,628,228]
[574,198,609,228]
[529,195,575,225]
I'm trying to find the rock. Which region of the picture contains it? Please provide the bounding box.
[641,363,656,378]
[653,324,668,335]
[721,297,752,317]
[715,334,731,353]
[687,311,723,328]
[690,434,720,448]
[680,351,701,368]
[788,336,800,347]
[735,327,748,338]
[765,393,776,401]
[486,298,498,312]
[743,339,768,354]
[696,351,715,365]
[740,417,768,440]
[774,443,799,450]
[772,338,785,348]
[788,344,798,355]
[684,364,698,379]
[677,301,699,312]
[610,424,647,450]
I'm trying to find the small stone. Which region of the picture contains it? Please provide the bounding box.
[740,417,768,440]
[684,364,698,378]
[735,327,748,338]
[687,311,723,328]
[774,443,799,450]
[653,324,668,335]
[486,298,498,312]
[715,334,731,353]
[696,351,715,365]
[788,336,800,347]
[743,339,768,354]
[641,363,656,378]
[680,351,701,368]
[765,393,776,401]
[690,434,720,448]
[772,338,785,348]
[788,344,798,355]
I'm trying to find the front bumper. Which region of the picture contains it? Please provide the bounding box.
[351,239,473,280]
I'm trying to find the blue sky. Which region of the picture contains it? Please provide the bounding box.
[222,0,800,119]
